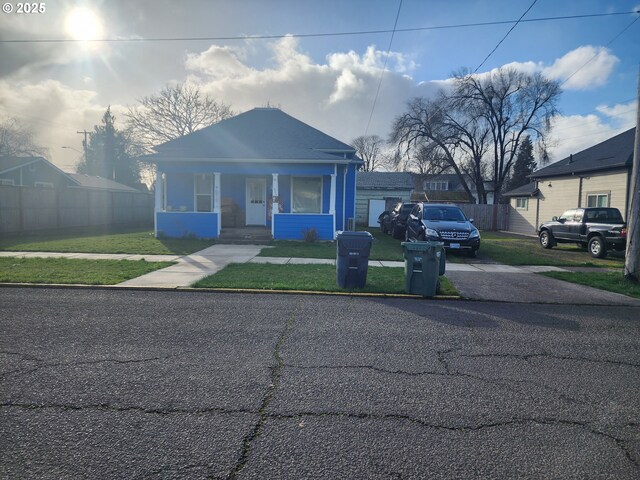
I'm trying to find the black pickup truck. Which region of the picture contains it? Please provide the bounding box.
[538,207,627,258]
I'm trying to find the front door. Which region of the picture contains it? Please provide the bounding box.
[245,178,266,226]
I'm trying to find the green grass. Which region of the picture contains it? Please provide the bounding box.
[478,231,624,268]
[539,271,640,299]
[0,227,214,255]
[0,257,174,285]
[193,263,458,296]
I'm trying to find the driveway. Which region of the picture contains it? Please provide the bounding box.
[1,288,639,478]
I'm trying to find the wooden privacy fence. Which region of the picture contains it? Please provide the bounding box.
[0,186,153,234]
[456,203,510,231]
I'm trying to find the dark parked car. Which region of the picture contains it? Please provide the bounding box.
[377,202,402,234]
[405,203,480,256]
[390,202,417,239]
[538,207,627,258]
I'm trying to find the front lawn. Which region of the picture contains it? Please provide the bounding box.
[261,229,409,262]
[193,263,458,296]
[0,227,214,255]
[539,271,640,299]
[0,257,174,285]
[478,231,624,268]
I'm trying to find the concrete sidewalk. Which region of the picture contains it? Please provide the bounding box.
[2,250,637,305]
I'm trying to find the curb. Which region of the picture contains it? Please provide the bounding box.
[0,282,461,300]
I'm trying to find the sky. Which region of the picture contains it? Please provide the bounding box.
[0,0,638,172]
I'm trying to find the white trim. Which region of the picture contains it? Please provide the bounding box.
[0,158,41,175]
[245,177,267,226]
[214,172,221,236]
[0,178,15,186]
[330,165,336,236]
[342,166,347,230]
[193,173,214,212]
[34,181,54,188]
[148,156,353,165]
[290,175,323,214]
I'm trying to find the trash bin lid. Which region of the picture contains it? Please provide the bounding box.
[401,240,444,252]
[336,231,373,239]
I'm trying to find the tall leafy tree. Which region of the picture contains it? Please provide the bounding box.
[77,107,142,187]
[506,135,536,191]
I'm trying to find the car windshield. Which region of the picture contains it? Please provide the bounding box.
[423,206,466,221]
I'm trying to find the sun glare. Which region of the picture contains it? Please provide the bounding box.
[65,8,104,42]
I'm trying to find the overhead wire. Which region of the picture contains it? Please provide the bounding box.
[364,0,402,137]
[0,10,638,44]
[473,0,538,73]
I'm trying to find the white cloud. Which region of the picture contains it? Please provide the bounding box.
[542,46,619,90]
[185,37,433,146]
[0,80,115,170]
[544,100,636,163]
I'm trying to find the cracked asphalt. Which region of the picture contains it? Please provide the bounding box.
[1,288,639,479]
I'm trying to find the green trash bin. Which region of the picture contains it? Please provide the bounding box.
[401,241,445,297]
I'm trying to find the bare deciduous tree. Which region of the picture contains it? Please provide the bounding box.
[351,134,386,171]
[0,117,46,157]
[391,67,561,203]
[126,83,234,151]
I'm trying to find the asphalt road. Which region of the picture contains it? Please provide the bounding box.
[1,288,639,479]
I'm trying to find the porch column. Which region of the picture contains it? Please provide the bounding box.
[272,173,279,237]
[154,172,163,237]
[214,172,221,236]
[330,171,337,236]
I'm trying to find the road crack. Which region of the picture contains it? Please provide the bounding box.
[227,308,297,479]
[266,411,638,467]
[459,352,640,368]
[0,402,256,417]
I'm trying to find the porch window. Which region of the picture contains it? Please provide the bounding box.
[292,176,322,213]
[587,193,609,208]
[195,174,213,212]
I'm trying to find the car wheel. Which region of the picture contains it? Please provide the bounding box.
[588,236,607,258]
[539,230,553,249]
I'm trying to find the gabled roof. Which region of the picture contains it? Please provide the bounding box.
[150,108,357,162]
[356,172,414,190]
[0,156,49,175]
[533,127,635,179]
[502,182,538,197]
[67,174,141,193]
[0,156,78,186]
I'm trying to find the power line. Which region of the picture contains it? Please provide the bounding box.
[364,0,402,137]
[474,0,538,73]
[1,10,638,44]
[560,15,640,88]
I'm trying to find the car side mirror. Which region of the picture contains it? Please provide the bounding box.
[409,214,417,221]
[552,216,558,221]
[558,218,566,224]
[469,218,475,224]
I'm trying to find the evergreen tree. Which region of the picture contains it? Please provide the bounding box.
[506,136,536,191]
[77,107,142,186]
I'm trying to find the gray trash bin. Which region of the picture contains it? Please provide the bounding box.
[401,241,445,297]
[336,231,373,288]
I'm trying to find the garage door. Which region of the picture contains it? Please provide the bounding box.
[368,199,386,227]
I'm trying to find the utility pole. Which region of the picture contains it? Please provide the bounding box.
[624,67,640,281]
[76,130,90,167]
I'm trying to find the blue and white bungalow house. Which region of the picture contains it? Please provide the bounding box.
[147,108,360,240]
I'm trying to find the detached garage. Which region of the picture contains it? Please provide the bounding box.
[355,172,414,226]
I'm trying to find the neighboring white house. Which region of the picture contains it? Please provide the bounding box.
[503,127,635,235]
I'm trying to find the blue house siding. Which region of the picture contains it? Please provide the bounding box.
[221,174,247,211]
[156,211,218,238]
[273,214,334,240]
[158,161,335,176]
[344,163,357,225]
